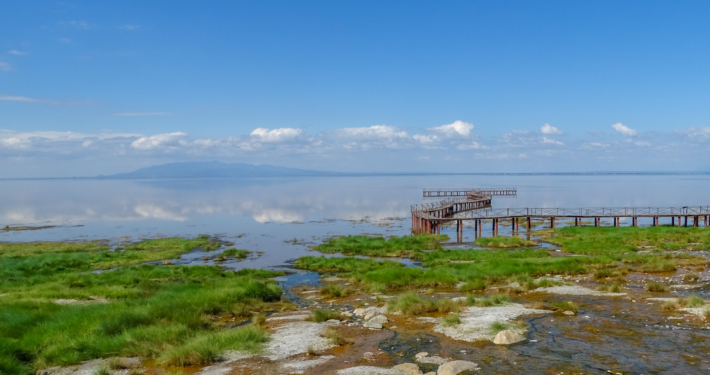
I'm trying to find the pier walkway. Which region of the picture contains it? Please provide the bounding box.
[411,188,709,237]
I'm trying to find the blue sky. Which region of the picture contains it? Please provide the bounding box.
[2,0,710,177]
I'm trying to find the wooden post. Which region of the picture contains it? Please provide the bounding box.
[684,216,688,227]
[694,216,699,228]
[437,223,441,234]
[551,217,555,228]
[527,217,531,231]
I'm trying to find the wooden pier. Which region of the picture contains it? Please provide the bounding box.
[423,188,517,197]
[412,188,709,238]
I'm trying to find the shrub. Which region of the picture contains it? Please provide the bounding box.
[646,281,669,292]
[442,314,462,327]
[551,300,579,313]
[321,328,352,346]
[687,295,705,308]
[158,326,268,366]
[490,321,508,333]
[311,309,345,322]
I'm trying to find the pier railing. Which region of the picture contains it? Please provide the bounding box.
[452,206,710,220]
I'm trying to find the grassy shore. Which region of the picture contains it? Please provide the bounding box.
[299,227,708,292]
[0,237,285,375]
[313,234,448,257]
[474,236,538,248]
[541,226,710,254]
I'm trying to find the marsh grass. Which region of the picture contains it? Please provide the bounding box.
[320,328,352,346]
[475,236,538,248]
[687,295,706,308]
[490,321,509,333]
[294,256,404,273]
[387,292,464,315]
[313,234,447,257]
[0,238,284,375]
[470,294,510,307]
[459,279,487,291]
[215,249,250,261]
[442,314,462,327]
[157,326,267,366]
[320,284,353,299]
[310,309,345,322]
[547,226,710,255]
[646,281,669,292]
[551,300,579,313]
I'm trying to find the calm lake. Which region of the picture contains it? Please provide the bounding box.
[1,174,709,270]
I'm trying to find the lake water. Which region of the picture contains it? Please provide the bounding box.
[1,174,708,270]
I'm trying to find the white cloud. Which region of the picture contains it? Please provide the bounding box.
[336,125,408,140]
[582,142,610,149]
[611,123,637,136]
[634,141,651,147]
[131,132,187,151]
[413,134,438,144]
[250,127,303,143]
[8,50,26,56]
[540,123,562,135]
[675,127,710,141]
[0,62,12,72]
[457,141,485,150]
[111,112,170,117]
[0,95,36,102]
[430,120,474,137]
[541,137,565,146]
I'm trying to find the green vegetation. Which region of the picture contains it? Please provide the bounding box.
[0,238,285,375]
[646,281,669,292]
[215,249,250,261]
[320,328,352,346]
[320,284,353,298]
[551,300,579,313]
[490,321,509,333]
[294,256,404,273]
[468,294,510,307]
[442,314,462,327]
[313,234,447,257]
[687,295,706,308]
[158,326,268,366]
[419,248,549,267]
[311,309,346,322]
[544,226,710,255]
[475,236,538,248]
[387,292,464,315]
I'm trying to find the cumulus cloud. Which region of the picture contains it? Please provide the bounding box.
[541,137,565,146]
[250,127,303,143]
[429,120,474,137]
[131,132,188,151]
[457,141,485,150]
[540,123,562,135]
[611,123,637,136]
[336,125,408,140]
[0,62,12,72]
[582,142,610,149]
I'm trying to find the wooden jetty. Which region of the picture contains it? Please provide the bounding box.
[423,188,517,197]
[412,188,710,238]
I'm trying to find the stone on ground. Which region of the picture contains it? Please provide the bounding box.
[363,321,383,329]
[493,330,525,345]
[337,366,411,375]
[437,360,480,375]
[369,314,389,324]
[393,363,423,374]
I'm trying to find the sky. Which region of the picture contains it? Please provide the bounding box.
[2,0,710,177]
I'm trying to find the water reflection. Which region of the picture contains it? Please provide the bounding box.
[0,174,708,268]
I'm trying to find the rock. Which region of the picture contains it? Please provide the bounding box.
[493,330,525,345]
[326,319,342,324]
[323,276,343,282]
[368,315,389,324]
[414,352,429,359]
[342,311,353,317]
[353,308,366,316]
[425,373,437,375]
[563,310,575,316]
[393,363,423,374]
[363,321,383,329]
[437,360,480,375]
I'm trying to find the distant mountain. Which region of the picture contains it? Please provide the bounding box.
[100,162,338,179]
